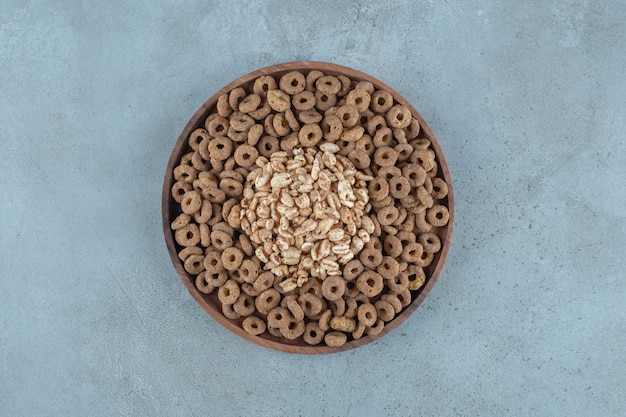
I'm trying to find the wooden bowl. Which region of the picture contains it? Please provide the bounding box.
[162,62,454,354]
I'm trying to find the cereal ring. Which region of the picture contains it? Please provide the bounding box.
[321,275,346,301]
[389,176,411,199]
[206,116,229,137]
[216,93,232,118]
[267,306,292,329]
[205,270,228,288]
[344,296,358,319]
[368,177,389,201]
[171,181,192,203]
[406,265,426,290]
[330,316,356,333]
[174,164,197,184]
[393,206,408,227]
[207,136,233,161]
[305,70,324,91]
[376,205,399,226]
[343,259,364,280]
[344,280,359,298]
[219,178,243,198]
[365,235,383,252]
[329,297,346,317]
[183,254,204,275]
[242,316,266,336]
[336,139,356,156]
[248,99,272,120]
[410,149,436,172]
[347,149,370,170]
[426,163,439,179]
[298,109,323,125]
[292,90,316,111]
[284,109,300,131]
[401,242,424,263]
[427,205,450,227]
[218,279,240,305]
[299,278,322,298]
[180,190,202,215]
[171,213,191,230]
[431,177,448,200]
[376,256,400,280]
[375,300,395,322]
[199,223,211,247]
[228,87,247,111]
[381,293,403,314]
[253,75,277,97]
[414,209,432,233]
[286,298,305,321]
[230,112,255,132]
[195,272,214,294]
[241,282,258,297]
[372,127,393,148]
[281,319,305,340]
[359,248,383,270]
[194,199,213,224]
[404,117,421,139]
[340,125,364,142]
[394,288,412,307]
[203,250,224,274]
[394,143,414,163]
[324,331,347,347]
[247,124,264,146]
[366,319,385,336]
[386,272,409,293]
[396,231,416,248]
[178,246,203,261]
[253,271,275,293]
[335,105,360,128]
[321,114,343,141]
[355,134,375,157]
[373,146,398,167]
[318,308,333,331]
[346,88,371,112]
[257,135,280,158]
[279,71,306,95]
[316,75,342,95]
[267,325,282,338]
[210,229,233,251]
[238,93,262,114]
[393,127,407,143]
[366,114,387,136]
[267,89,291,112]
[280,132,299,152]
[221,247,244,271]
[272,112,291,136]
[386,104,412,128]
[239,259,259,284]
[233,293,256,316]
[303,322,325,345]
[238,233,255,257]
[297,123,322,147]
[357,303,377,327]
[233,144,259,168]
[382,225,398,236]
[264,114,278,136]
[370,90,394,114]
[255,288,281,315]
[356,270,384,297]
[175,223,200,247]
[415,250,434,268]
[299,292,323,318]
[222,302,241,320]
[188,128,209,151]
[402,164,427,187]
[314,90,337,111]
[419,232,441,253]
[383,235,403,258]
[352,322,366,340]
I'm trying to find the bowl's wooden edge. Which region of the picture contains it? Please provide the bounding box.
[162,61,454,354]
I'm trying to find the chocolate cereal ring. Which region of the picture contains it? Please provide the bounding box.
[401,242,424,263]
[253,75,277,97]
[357,303,378,327]
[221,247,243,271]
[419,232,441,253]
[195,272,214,294]
[299,292,323,318]
[242,316,266,336]
[389,176,411,199]
[346,88,371,112]
[375,300,395,322]
[218,279,240,305]
[316,75,342,95]
[376,205,399,226]
[267,307,292,329]
[324,331,347,347]
[279,71,306,95]
[184,254,205,275]
[281,319,305,340]
[205,270,228,288]
[233,293,256,316]
[255,288,281,315]
[257,135,280,158]
[376,256,400,280]
[233,144,259,168]
[222,302,241,320]
[356,270,384,297]
[303,322,325,345]
[298,123,323,147]
[210,229,233,251]
[171,181,192,203]
[427,205,450,227]
[321,276,346,301]
[368,177,389,201]
[175,223,200,247]
[292,90,316,111]
[383,235,403,258]
[386,104,412,128]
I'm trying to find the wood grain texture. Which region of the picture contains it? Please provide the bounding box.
[162,61,454,354]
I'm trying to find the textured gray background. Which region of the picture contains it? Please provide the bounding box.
[1,1,625,416]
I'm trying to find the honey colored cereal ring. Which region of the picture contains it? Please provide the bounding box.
[242,316,266,336]
[205,270,228,288]
[324,331,347,347]
[228,87,247,111]
[389,176,411,199]
[414,208,432,233]
[321,114,343,141]
[401,242,424,263]
[410,148,436,172]
[314,90,337,111]
[329,297,346,317]
[255,288,281,315]
[207,136,233,161]
[188,128,210,151]
[299,292,324,318]
[178,246,203,261]
[321,276,346,301]
[281,318,305,340]
[427,205,450,227]
[357,303,377,327]
[171,213,191,230]
[366,319,385,336]
[298,123,323,147]
[431,177,449,200]
[392,206,408,227]
[233,144,259,168]
[239,259,259,284]
[193,199,213,224]
[210,229,233,251]
[292,90,316,111]
[356,270,384,297]
[396,231,416,247]
[330,316,356,333]
[373,146,398,167]
[184,254,205,275]
[386,104,412,128]
[233,293,256,316]
[404,117,421,139]
[303,322,325,345]
[284,109,300,131]
[175,223,200,247]
[376,205,399,226]
[257,135,280,158]
[195,272,215,294]
[316,75,342,95]
[253,271,275,293]
[272,112,291,136]
[393,288,412,308]
[415,250,435,268]
[376,256,400,280]
[279,71,306,95]
[171,181,192,203]
[173,164,198,184]
[264,115,278,137]
[386,272,409,293]
[238,93,262,114]
[202,186,226,205]
[180,190,202,215]
[365,235,383,252]
[336,139,356,156]
[343,259,364,280]
[372,127,394,148]
[346,88,371,112]
[203,250,224,273]
[267,89,291,112]
[335,104,360,128]
[267,306,292,329]
[267,325,282,338]
[253,75,277,97]
[402,164,427,187]
[352,322,366,340]
[419,232,441,253]
[221,247,244,271]
[218,279,240,305]
[368,177,389,201]
[216,93,233,118]
[406,265,426,290]
[359,248,383,270]
[298,109,323,124]
[366,114,387,136]
[375,300,395,322]
[383,235,403,258]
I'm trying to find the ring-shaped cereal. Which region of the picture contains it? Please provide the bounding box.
[233,293,256,316]
[376,256,400,280]
[247,124,264,146]
[279,132,298,152]
[366,114,387,136]
[402,164,427,187]
[238,259,259,284]
[419,232,441,253]
[318,308,332,331]
[257,135,280,158]
[340,125,364,142]
[431,177,449,200]
[238,93,262,114]
[336,139,356,156]
[195,272,214,294]
[267,306,293,329]
[330,316,356,333]
[373,127,394,148]
[314,90,337,111]
[395,143,414,162]
[356,270,384,297]
[279,71,306,95]
[219,178,243,198]
[202,250,224,274]
[406,265,426,290]
[222,302,241,320]
[188,128,210,151]
[381,293,403,314]
[284,109,300,131]
[376,205,399,226]
[174,164,197,184]
[267,325,282,338]
[171,181,192,203]
[415,250,435,268]
[248,99,272,120]
[373,146,398,167]
[171,213,191,231]
[316,75,342,95]
[180,190,202,215]
[337,75,352,96]
[299,292,324,318]
[178,246,203,261]
[210,229,233,251]
[359,248,383,270]
[355,134,375,156]
[242,316,266,336]
[386,272,409,293]
[401,242,424,263]
[347,150,370,170]
[374,300,396,322]
[346,88,371,112]
[292,90,316,111]
[343,259,364,281]
[368,177,390,201]
[253,271,275,293]
[410,148,436,172]
[404,117,421,139]
[344,280,360,298]
[255,288,281,315]
[366,319,385,336]
[253,75,277,97]
[228,87,247,111]
[229,112,255,132]
[241,282,258,297]
[329,297,346,317]
[206,115,229,137]
[175,223,200,247]
[298,109,323,124]
[272,113,291,137]
[191,151,211,171]
[394,287,412,308]
[386,104,412,128]
[281,319,306,340]
[324,331,348,347]
[218,279,240,305]
[389,176,411,199]
[357,303,378,327]
[184,254,205,275]
[298,123,323,147]
[344,296,358,319]
[305,70,324,91]
[383,235,403,258]
[321,114,343,141]
[233,144,259,168]
[205,270,228,288]
[207,136,233,161]
[216,93,232,118]
[335,105,360,128]
[321,275,346,301]
[266,89,291,112]
[194,199,213,224]
[221,247,244,271]
[427,205,450,227]
[286,298,305,321]
[303,322,325,345]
